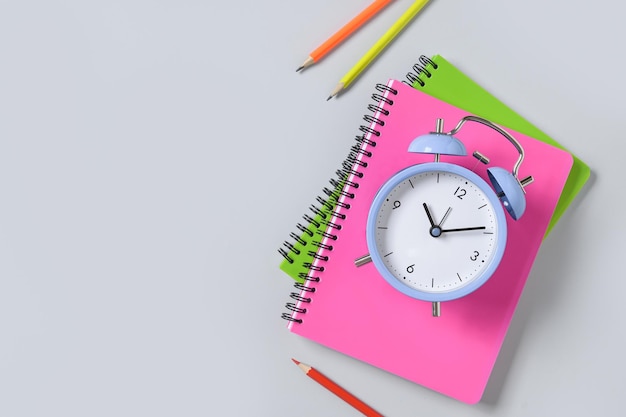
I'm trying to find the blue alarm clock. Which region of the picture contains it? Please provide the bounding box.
[357,116,534,316]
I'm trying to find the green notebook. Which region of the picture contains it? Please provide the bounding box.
[278,54,590,282]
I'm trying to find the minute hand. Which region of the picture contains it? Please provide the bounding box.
[440,226,486,233]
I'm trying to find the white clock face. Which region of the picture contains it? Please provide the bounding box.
[371,169,501,295]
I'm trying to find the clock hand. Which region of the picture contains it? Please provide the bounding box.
[438,207,452,227]
[422,203,435,227]
[440,226,486,233]
[423,203,445,238]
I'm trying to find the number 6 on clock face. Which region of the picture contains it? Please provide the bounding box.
[365,162,507,303]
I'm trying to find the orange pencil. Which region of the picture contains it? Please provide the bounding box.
[292,359,383,417]
[296,0,394,72]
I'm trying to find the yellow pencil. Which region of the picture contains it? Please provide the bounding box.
[327,0,431,100]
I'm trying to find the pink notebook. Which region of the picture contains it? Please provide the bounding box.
[285,80,573,403]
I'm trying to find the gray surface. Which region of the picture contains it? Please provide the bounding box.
[0,1,622,416]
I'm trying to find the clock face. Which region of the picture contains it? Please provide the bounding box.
[367,163,507,302]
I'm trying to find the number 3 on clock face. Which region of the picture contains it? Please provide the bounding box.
[365,162,508,303]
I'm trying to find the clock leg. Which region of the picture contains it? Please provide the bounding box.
[354,254,372,267]
[432,302,441,317]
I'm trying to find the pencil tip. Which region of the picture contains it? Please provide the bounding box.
[327,82,344,101]
[291,358,300,365]
[297,57,315,72]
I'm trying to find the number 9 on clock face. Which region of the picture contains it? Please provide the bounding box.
[365,162,508,302]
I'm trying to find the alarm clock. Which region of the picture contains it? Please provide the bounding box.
[356,116,534,316]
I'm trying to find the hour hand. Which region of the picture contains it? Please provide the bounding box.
[422,203,435,227]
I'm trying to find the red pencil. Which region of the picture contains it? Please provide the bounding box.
[292,358,383,417]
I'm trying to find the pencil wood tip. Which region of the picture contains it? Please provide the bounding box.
[297,57,315,72]
[327,82,344,101]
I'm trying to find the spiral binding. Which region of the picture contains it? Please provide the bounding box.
[280,83,399,323]
[403,55,438,87]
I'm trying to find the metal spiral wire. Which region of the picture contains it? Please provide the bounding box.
[280,82,399,323]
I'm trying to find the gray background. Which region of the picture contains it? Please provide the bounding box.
[0,1,621,416]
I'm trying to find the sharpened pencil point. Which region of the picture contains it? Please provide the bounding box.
[297,56,315,72]
[291,358,300,365]
[327,82,344,101]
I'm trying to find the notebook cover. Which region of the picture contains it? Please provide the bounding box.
[411,55,589,235]
[286,80,573,404]
[279,55,588,282]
